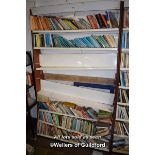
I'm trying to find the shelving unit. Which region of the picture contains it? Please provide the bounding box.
[112,7,129,154]
[30,0,129,154]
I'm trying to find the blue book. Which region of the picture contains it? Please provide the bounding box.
[126,32,129,48]
[45,33,51,47]
[69,40,78,47]
[74,82,115,93]
[74,38,86,47]
[122,32,125,48]
[38,102,49,110]
[71,38,81,47]
[105,11,111,28]
[82,37,94,48]
[87,36,101,48]
[78,38,87,47]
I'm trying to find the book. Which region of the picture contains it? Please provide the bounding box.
[120,71,129,87]
[122,32,129,48]
[87,15,99,29]
[95,14,105,28]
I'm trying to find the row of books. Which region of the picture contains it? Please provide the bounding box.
[120,71,129,87]
[33,33,117,48]
[38,100,112,121]
[122,32,129,49]
[39,110,97,135]
[26,72,33,86]
[120,53,129,68]
[37,121,109,148]
[114,122,129,136]
[119,89,129,103]
[30,11,119,31]
[116,105,129,120]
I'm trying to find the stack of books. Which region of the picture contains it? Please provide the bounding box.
[116,105,129,120]
[120,71,129,87]
[119,89,129,103]
[33,34,117,48]
[120,53,129,68]
[30,11,119,30]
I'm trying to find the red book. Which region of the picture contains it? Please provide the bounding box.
[87,15,98,29]
[101,14,108,28]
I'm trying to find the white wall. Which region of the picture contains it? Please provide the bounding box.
[26,0,35,51]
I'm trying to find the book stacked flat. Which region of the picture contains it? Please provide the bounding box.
[33,34,117,48]
[30,11,119,31]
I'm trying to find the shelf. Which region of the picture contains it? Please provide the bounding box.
[115,118,129,123]
[112,148,129,154]
[117,102,129,106]
[36,67,116,71]
[120,68,129,71]
[123,28,129,31]
[114,134,129,138]
[32,28,119,33]
[39,109,97,122]
[122,48,129,53]
[37,133,109,152]
[38,120,90,136]
[119,86,129,89]
[33,47,118,51]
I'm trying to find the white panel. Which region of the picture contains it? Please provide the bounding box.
[40,48,118,54]
[39,53,117,68]
[43,70,116,78]
[40,80,114,106]
[34,0,113,7]
[32,1,120,15]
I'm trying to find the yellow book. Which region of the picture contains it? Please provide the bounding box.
[64,20,78,30]
[63,102,76,108]
[36,34,41,47]
[37,94,50,103]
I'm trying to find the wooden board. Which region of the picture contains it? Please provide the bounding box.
[43,73,115,85]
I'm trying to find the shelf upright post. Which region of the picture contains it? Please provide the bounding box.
[109,1,124,154]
